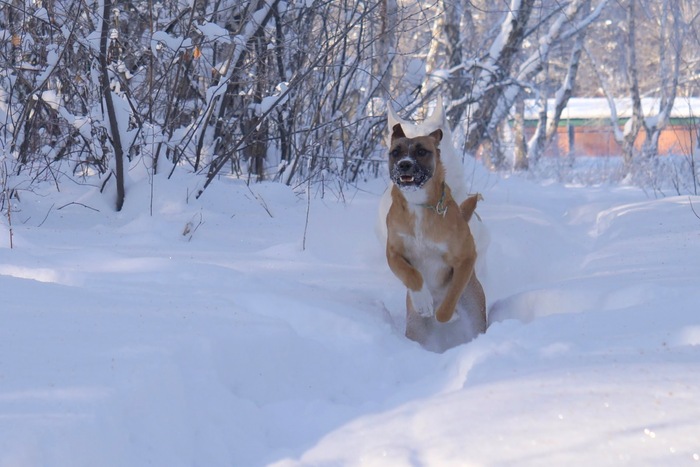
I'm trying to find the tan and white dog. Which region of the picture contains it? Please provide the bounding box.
[381,100,487,352]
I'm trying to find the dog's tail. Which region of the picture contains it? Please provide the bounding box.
[459,193,483,223]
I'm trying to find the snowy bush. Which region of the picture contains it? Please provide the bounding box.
[1,0,700,209]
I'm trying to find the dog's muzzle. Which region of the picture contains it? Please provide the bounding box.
[391,158,430,190]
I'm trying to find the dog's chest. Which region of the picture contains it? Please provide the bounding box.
[400,207,450,290]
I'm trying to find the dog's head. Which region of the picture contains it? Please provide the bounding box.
[389,123,443,191]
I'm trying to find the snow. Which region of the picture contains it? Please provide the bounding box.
[253,83,290,116]
[32,7,49,23]
[196,22,231,44]
[151,30,193,54]
[35,45,60,85]
[40,90,60,110]
[2,165,700,466]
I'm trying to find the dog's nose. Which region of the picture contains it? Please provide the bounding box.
[398,160,413,172]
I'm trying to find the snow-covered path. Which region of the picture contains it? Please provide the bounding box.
[1,173,699,466]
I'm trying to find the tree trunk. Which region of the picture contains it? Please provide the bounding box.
[546,19,587,143]
[512,97,528,170]
[442,0,468,125]
[524,9,588,164]
[641,0,682,159]
[463,0,536,155]
[373,0,397,97]
[621,0,644,168]
[99,0,126,211]
[527,90,548,164]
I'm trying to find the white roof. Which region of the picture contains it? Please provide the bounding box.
[523,97,700,120]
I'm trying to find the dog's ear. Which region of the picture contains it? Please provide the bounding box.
[429,129,443,143]
[391,124,406,140]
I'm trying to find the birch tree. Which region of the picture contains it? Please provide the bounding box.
[526,1,590,164]
[639,0,684,160]
[460,0,536,156]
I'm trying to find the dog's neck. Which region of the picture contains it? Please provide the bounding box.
[418,181,448,216]
[396,162,448,213]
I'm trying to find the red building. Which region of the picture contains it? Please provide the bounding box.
[522,97,700,157]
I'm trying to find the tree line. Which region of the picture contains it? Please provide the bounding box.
[1,0,699,210]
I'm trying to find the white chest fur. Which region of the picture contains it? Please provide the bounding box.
[399,203,449,295]
[400,187,427,205]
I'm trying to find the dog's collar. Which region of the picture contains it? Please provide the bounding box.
[418,182,448,217]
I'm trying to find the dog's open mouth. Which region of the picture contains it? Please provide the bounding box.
[391,163,430,190]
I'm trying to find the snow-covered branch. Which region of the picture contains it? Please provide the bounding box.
[489,0,607,138]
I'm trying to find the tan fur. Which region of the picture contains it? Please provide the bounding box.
[386,125,486,351]
[459,194,482,223]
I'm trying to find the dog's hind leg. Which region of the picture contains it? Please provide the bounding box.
[406,278,486,353]
[405,292,434,349]
[435,253,476,323]
[457,273,487,336]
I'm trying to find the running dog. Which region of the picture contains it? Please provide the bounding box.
[384,108,486,352]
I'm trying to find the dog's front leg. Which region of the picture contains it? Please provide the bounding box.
[386,244,434,317]
[407,287,434,318]
[435,255,475,323]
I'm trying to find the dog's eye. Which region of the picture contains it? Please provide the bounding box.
[390,149,401,158]
[415,147,428,157]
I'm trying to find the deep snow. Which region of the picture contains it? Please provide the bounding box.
[1,165,699,466]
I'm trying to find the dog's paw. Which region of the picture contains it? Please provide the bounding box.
[435,304,457,323]
[409,287,434,318]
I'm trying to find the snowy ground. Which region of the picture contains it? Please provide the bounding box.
[1,166,700,466]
